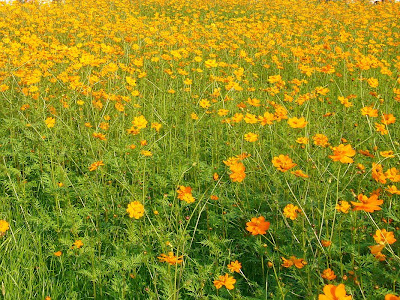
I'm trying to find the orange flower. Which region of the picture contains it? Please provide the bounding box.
[281,256,307,269]
[313,134,329,147]
[372,163,386,184]
[246,216,270,235]
[373,229,396,245]
[369,244,386,261]
[288,117,307,128]
[227,260,242,273]
[54,251,62,257]
[351,194,383,213]
[329,144,356,163]
[381,114,396,125]
[385,294,400,300]
[386,185,400,195]
[290,256,307,269]
[213,274,236,290]
[89,161,104,171]
[283,204,301,220]
[229,161,246,183]
[321,268,337,281]
[177,186,195,204]
[272,155,297,172]
[336,201,351,213]
[73,240,83,249]
[158,252,183,265]
[319,284,352,300]
[244,132,258,142]
[361,106,378,117]
[291,169,309,178]
[281,257,294,268]
[321,240,332,247]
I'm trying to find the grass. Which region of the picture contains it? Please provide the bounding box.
[0,0,400,298]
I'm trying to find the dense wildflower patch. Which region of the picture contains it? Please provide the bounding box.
[0,0,399,298]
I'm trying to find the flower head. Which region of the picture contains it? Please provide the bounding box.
[158,252,183,265]
[89,161,104,171]
[351,194,383,213]
[227,260,242,273]
[319,284,352,300]
[45,117,56,128]
[283,204,301,220]
[272,155,297,172]
[246,216,270,235]
[126,201,145,219]
[177,186,195,204]
[213,274,236,290]
[0,220,10,234]
[329,144,355,163]
[321,268,337,281]
[373,229,396,245]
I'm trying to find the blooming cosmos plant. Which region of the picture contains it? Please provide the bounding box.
[246,216,270,235]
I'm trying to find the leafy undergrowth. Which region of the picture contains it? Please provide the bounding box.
[0,0,399,298]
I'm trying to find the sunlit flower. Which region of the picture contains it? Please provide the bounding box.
[0,220,10,234]
[351,194,383,213]
[329,144,355,163]
[335,200,351,213]
[272,155,297,172]
[126,201,145,219]
[177,186,195,204]
[373,229,396,245]
[283,204,301,220]
[45,117,56,128]
[288,117,307,128]
[313,134,329,147]
[244,132,258,142]
[158,252,183,265]
[319,284,352,300]
[227,260,242,273]
[321,268,337,281]
[246,216,270,235]
[89,161,104,171]
[213,274,236,290]
[73,240,84,249]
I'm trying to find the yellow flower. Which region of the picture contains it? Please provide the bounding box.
[244,132,258,142]
[296,137,309,144]
[89,161,104,171]
[73,240,83,249]
[319,284,352,300]
[151,122,162,132]
[283,204,301,220]
[335,200,351,213]
[213,274,236,290]
[227,260,242,273]
[45,117,56,128]
[373,229,396,245]
[0,220,10,233]
[329,144,356,163]
[272,155,297,172]
[177,186,195,204]
[287,117,307,128]
[126,201,145,219]
[158,252,183,265]
[321,268,337,281]
[132,115,148,129]
[140,150,153,157]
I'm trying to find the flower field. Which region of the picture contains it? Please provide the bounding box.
[0,0,399,298]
